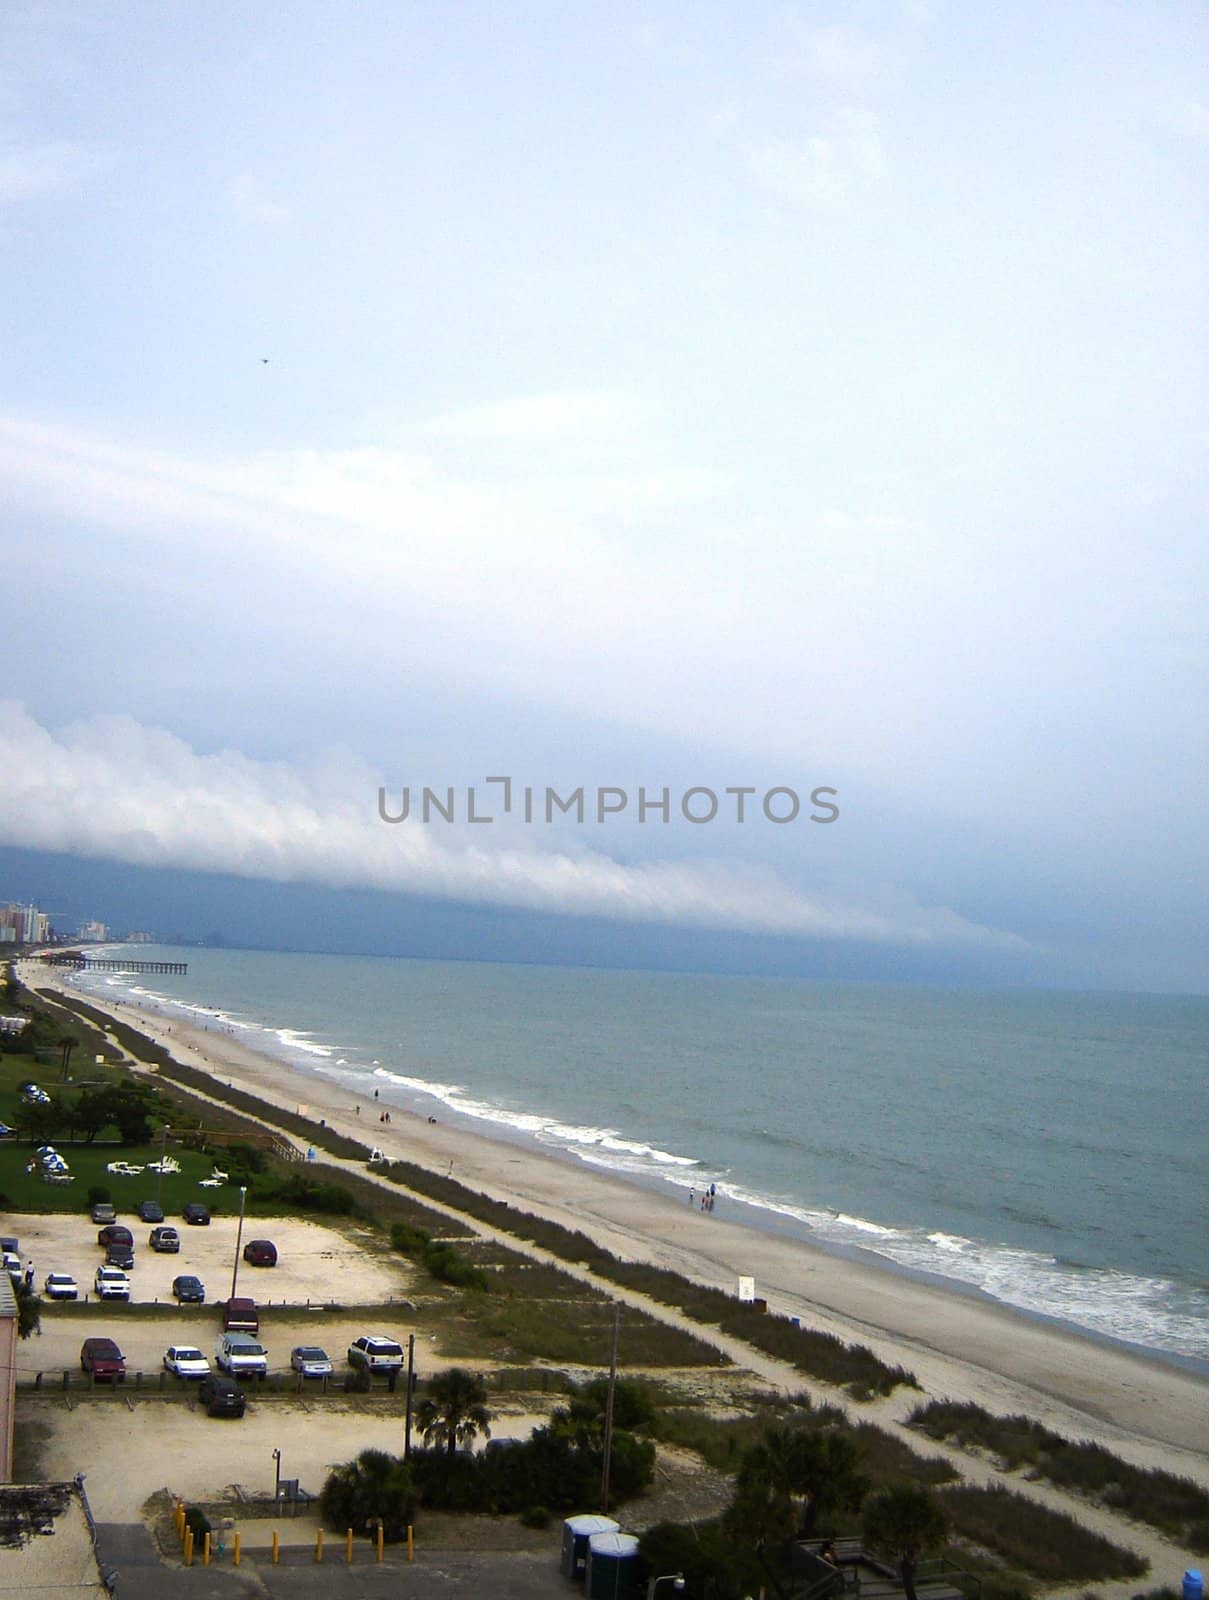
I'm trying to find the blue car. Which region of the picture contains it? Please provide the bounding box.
[172,1274,206,1303]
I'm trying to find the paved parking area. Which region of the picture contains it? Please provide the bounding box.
[96,1527,569,1600]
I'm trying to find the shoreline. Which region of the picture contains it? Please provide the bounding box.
[25,962,1209,1478]
[57,954,1209,1371]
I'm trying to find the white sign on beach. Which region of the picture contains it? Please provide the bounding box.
[738,1276,755,1302]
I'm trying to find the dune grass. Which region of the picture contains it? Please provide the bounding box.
[912,1398,1209,1551]
[939,1484,1147,1582]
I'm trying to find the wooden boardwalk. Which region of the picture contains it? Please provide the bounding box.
[39,955,188,974]
[795,1539,975,1600]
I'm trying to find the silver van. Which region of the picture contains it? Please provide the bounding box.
[215,1332,268,1378]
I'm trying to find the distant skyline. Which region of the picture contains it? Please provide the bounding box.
[2,3,1206,992]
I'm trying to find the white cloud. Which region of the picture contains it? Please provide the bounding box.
[1170,98,1209,146]
[230,172,290,225]
[745,111,887,205]
[782,20,883,90]
[424,389,633,442]
[0,702,1027,952]
[0,137,97,203]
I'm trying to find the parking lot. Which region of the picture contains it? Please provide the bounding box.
[8,1208,414,1319]
[10,1204,553,1533]
[8,1209,426,1382]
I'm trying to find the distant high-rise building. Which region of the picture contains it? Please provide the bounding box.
[0,902,52,945]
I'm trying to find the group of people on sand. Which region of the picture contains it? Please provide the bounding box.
[690,1183,718,1213]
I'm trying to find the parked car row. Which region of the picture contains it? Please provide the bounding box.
[77,1333,402,1390]
[77,1337,380,1417]
[90,1198,213,1228]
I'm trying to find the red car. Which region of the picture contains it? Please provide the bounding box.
[242,1239,277,1267]
[221,1297,260,1333]
[97,1225,133,1249]
[81,1337,126,1382]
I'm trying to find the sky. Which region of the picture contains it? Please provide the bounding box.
[1,1,1206,991]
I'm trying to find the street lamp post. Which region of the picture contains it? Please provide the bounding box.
[230,1185,248,1301]
[646,1576,685,1599]
[272,1448,282,1509]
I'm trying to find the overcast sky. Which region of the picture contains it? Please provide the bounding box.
[1,2,1205,990]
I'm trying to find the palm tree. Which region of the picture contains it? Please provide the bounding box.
[415,1367,492,1457]
[320,1448,414,1542]
[861,1483,950,1600]
[732,1425,868,1543]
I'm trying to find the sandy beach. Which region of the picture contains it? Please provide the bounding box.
[27,964,1209,1485]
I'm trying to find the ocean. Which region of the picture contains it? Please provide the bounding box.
[67,947,1209,1367]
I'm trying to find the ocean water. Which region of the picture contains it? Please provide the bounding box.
[67,947,1209,1366]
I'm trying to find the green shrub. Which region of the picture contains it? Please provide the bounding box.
[272,1173,357,1215]
[86,1185,111,1206]
[389,1221,488,1290]
[320,1450,415,1541]
[390,1222,430,1254]
[638,1519,765,1600]
[573,1377,657,1432]
[520,1505,551,1529]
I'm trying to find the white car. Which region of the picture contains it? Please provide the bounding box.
[2,1253,21,1283]
[94,1265,131,1301]
[44,1272,79,1300]
[347,1335,405,1373]
[163,1345,210,1379]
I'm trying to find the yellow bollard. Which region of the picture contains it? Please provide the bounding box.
[233,1531,241,1567]
[376,1522,384,1563]
[346,1528,353,1563]
[203,1530,211,1566]
[316,1527,324,1563]
[407,1523,414,1562]
[184,1526,193,1567]
[271,1529,280,1564]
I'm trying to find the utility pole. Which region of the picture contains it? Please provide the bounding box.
[154,1122,170,1207]
[229,1185,248,1301]
[600,1303,620,1514]
[403,1333,416,1459]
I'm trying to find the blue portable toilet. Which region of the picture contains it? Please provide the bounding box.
[1182,1571,1203,1600]
[560,1514,619,1580]
[585,1531,640,1599]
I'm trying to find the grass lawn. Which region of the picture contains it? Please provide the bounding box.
[0,1137,237,1216]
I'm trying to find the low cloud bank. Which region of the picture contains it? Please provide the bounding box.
[0,703,1027,952]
